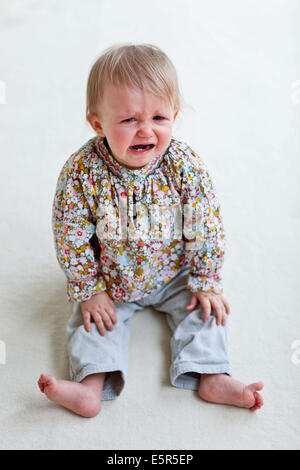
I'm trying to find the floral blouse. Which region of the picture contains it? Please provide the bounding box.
[52,136,226,303]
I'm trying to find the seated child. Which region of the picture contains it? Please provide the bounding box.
[38,43,264,417]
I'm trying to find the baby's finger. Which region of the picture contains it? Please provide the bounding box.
[186,294,198,311]
[219,307,226,326]
[221,309,227,326]
[211,298,224,326]
[83,311,91,332]
[109,300,116,314]
[222,297,231,315]
[107,307,117,324]
[101,309,114,331]
[199,297,211,322]
[92,313,106,336]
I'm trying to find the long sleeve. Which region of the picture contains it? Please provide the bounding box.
[181,149,226,294]
[52,160,106,302]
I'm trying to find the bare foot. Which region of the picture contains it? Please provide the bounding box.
[198,374,264,410]
[37,373,105,418]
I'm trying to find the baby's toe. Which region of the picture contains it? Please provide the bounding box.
[38,374,55,393]
[248,381,264,393]
[250,391,264,411]
[38,374,45,388]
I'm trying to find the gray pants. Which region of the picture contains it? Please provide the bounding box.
[66,265,232,400]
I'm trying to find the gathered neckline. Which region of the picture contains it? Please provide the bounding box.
[94,136,173,180]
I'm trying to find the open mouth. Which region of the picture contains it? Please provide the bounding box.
[129,144,155,152]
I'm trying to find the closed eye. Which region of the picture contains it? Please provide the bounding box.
[121,116,165,123]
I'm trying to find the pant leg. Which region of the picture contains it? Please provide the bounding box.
[148,266,232,391]
[66,300,143,401]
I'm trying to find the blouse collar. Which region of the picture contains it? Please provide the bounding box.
[95,136,172,180]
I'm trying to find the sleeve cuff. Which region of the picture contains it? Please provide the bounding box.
[67,276,107,303]
[187,272,223,295]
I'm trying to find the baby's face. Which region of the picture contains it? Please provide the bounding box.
[89,83,178,169]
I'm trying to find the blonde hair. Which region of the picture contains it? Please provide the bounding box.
[86,43,182,120]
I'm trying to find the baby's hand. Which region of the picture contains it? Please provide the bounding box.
[80,291,117,335]
[186,291,230,325]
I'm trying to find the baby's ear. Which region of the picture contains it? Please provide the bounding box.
[87,113,106,137]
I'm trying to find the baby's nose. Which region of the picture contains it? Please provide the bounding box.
[137,123,154,138]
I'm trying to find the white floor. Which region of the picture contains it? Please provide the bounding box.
[1,0,300,450]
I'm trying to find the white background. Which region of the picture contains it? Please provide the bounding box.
[0,0,299,450]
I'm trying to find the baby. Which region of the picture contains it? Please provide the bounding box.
[38,43,264,417]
